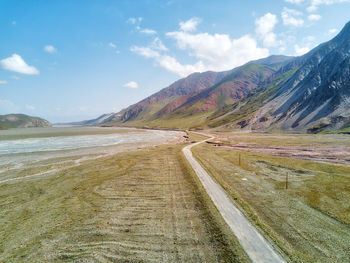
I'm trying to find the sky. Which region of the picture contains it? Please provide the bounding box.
[0,0,349,122]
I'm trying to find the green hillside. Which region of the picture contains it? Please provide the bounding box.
[0,114,51,130]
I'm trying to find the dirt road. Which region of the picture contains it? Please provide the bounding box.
[182,138,286,263]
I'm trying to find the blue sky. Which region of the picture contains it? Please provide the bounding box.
[0,0,349,122]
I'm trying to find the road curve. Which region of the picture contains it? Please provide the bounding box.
[182,137,286,263]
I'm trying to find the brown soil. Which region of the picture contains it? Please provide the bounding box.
[220,143,350,166]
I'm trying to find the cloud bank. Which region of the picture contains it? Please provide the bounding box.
[255,13,279,47]
[131,18,269,77]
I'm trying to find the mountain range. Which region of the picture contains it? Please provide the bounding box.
[84,21,350,133]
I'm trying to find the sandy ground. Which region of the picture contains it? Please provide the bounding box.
[210,133,350,166]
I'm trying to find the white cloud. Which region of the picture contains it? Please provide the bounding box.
[285,0,304,4]
[281,7,304,26]
[131,45,205,77]
[308,14,321,21]
[255,13,278,35]
[140,28,157,35]
[293,35,316,55]
[44,45,57,53]
[25,104,35,110]
[307,0,350,12]
[151,37,168,51]
[0,80,7,85]
[131,46,160,58]
[144,52,204,77]
[123,81,139,89]
[0,54,39,75]
[328,28,339,34]
[127,17,157,36]
[255,13,279,47]
[294,44,310,55]
[179,18,202,32]
[108,43,120,53]
[130,38,167,56]
[156,56,205,77]
[262,33,279,48]
[166,31,268,71]
[127,18,136,24]
[304,35,315,42]
[109,42,117,48]
[279,46,287,53]
[127,17,143,24]
[11,75,20,80]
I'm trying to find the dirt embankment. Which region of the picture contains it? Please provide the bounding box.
[209,133,350,166]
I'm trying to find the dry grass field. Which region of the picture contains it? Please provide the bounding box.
[192,132,350,263]
[0,141,249,262]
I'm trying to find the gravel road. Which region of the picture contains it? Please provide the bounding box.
[182,138,286,263]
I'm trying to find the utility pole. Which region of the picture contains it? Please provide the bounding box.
[238,153,241,166]
[286,172,288,189]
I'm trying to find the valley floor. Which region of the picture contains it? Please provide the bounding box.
[0,131,248,262]
[1,128,349,262]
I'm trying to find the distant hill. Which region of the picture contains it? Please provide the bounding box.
[60,113,116,126]
[115,69,235,123]
[0,114,51,129]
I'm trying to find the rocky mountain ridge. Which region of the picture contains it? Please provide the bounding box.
[77,21,350,133]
